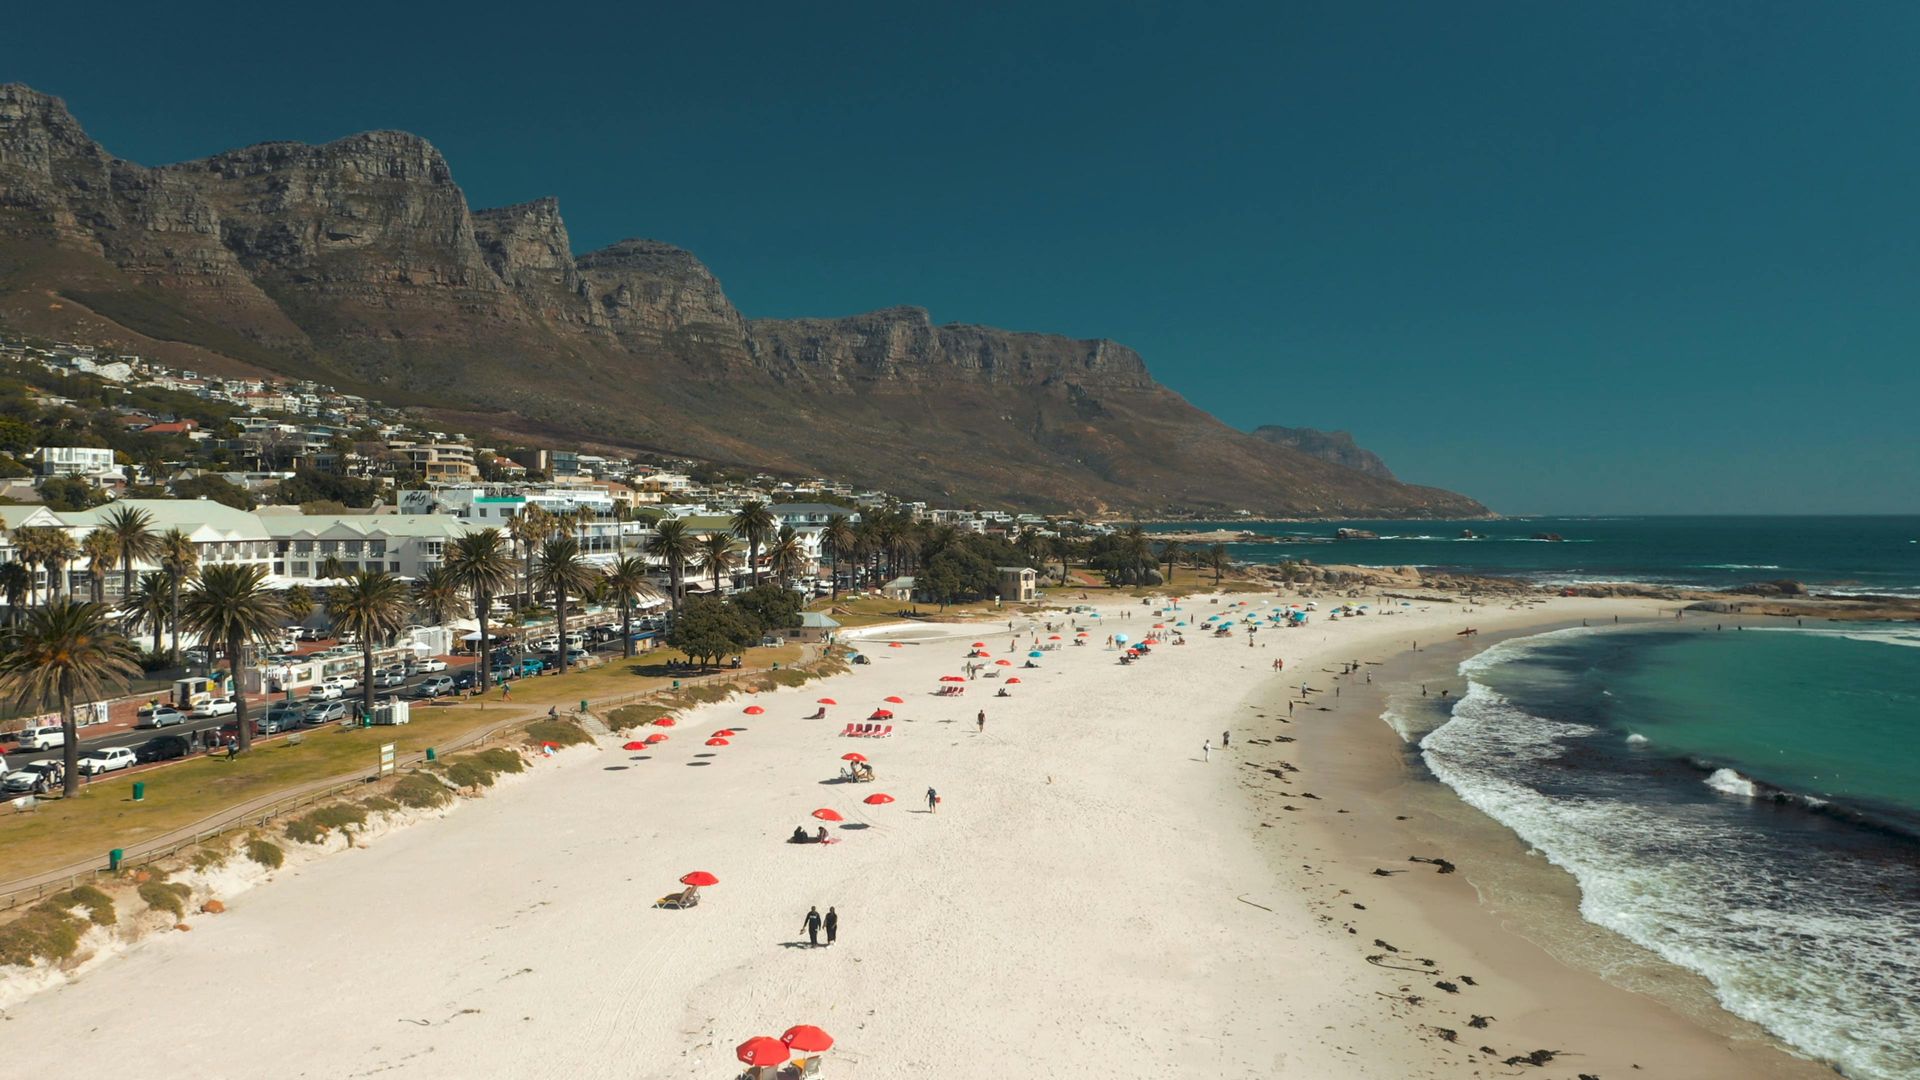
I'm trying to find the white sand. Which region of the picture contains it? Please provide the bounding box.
[0,591,1787,1078]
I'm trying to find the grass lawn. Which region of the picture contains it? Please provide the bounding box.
[0,706,519,879]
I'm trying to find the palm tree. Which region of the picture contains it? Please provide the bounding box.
[40,529,78,601]
[284,584,315,627]
[329,571,412,720]
[102,504,159,600]
[317,554,348,581]
[0,561,29,625]
[1208,543,1230,584]
[531,535,596,674]
[647,518,697,610]
[15,527,78,603]
[696,532,740,594]
[509,505,553,609]
[125,571,170,656]
[1158,539,1186,585]
[445,529,514,692]
[601,555,661,659]
[158,528,196,664]
[413,564,464,626]
[0,598,141,796]
[179,564,287,752]
[730,501,776,587]
[822,514,855,598]
[81,529,119,605]
[766,525,807,587]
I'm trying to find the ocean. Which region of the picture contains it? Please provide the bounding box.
[1147,516,1920,597]
[1412,623,1920,1080]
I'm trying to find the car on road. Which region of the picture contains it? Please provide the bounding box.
[134,735,193,763]
[415,657,448,673]
[452,671,479,692]
[373,668,407,689]
[307,683,344,700]
[258,702,307,734]
[303,700,349,725]
[410,675,455,699]
[14,725,65,751]
[326,673,360,692]
[77,747,136,775]
[517,657,546,677]
[189,697,238,719]
[135,706,189,729]
[1,761,60,793]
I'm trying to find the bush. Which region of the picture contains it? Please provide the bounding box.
[244,837,285,869]
[138,880,192,918]
[63,885,117,927]
[523,718,590,748]
[606,705,653,731]
[190,846,229,873]
[284,803,369,845]
[0,903,85,966]
[389,772,453,810]
[438,748,524,789]
[358,795,399,815]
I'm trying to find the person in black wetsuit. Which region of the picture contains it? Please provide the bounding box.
[802,905,822,947]
[824,907,838,946]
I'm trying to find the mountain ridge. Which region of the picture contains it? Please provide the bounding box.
[0,83,1488,518]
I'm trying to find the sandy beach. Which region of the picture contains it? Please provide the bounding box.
[0,590,1836,1078]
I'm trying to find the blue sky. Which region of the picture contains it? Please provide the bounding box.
[6,1,1917,513]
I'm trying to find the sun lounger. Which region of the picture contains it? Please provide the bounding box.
[840,723,857,736]
[655,887,699,909]
[876,724,893,738]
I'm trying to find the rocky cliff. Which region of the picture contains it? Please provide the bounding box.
[1251,426,1397,480]
[0,84,1488,517]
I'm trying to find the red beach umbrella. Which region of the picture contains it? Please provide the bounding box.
[654,717,676,727]
[812,808,844,822]
[781,1025,835,1053]
[1006,677,1022,684]
[711,728,735,737]
[869,709,894,719]
[655,716,673,724]
[706,738,730,746]
[644,734,668,745]
[679,871,719,887]
[994,659,1012,666]
[884,695,904,704]
[939,675,964,683]
[621,740,648,750]
[1048,635,1062,640]
[737,1037,789,1066]
[1076,631,1089,637]
[1152,623,1165,629]
[743,705,765,715]
[887,642,904,649]
[863,792,895,805]
[817,698,837,705]
[970,642,986,648]
[841,752,867,762]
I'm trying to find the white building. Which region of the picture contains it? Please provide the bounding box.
[257,510,470,581]
[35,446,123,481]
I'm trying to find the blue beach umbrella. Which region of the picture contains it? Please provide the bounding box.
[1028,650,1044,658]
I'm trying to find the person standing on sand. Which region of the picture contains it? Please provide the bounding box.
[927,787,938,813]
[1221,730,1229,748]
[977,709,985,732]
[1202,740,1211,762]
[824,907,838,946]
[802,906,822,947]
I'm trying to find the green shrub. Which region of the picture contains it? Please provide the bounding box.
[284,803,369,845]
[244,837,284,869]
[63,885,116,927]
[389,772,452,810]
[606,705,653,731]
[359,795,399,814]
[190,846,230,873]
[523,718,591,748]
[438,747,524,789]
[0,904,85,966]
[138,880,192,918]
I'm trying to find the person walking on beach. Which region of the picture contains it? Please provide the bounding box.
[802,905,822,948]
[926,786,938,813]
[824,906,838,946]
[1202,740,1211,762]
[1221,730,1229,748]
[976,709,985,732]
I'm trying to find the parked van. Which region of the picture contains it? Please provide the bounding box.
[16,726,64,751]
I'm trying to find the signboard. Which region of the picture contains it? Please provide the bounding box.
[378,742,396,777]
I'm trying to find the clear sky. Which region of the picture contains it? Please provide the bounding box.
[6,1,1917,514]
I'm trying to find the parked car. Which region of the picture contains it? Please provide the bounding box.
[137,706,189,729]
[2,761,60,793]
[327,673,360,692]
[189,697,238,719]
[373,668,407,689]
[134,735,193,763]
[258,703,307,734]
[410,675,455,699]
[307,683,344,700]
[452,671,479,691]
[415,657,448,673]
[77,747,137,775]
[517,657,546,677]
[303,700,349,725]
[15,725,65,751]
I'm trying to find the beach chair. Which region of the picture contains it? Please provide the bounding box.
[840,723,857,737]
[860,723,880,736]
[876,724,894,738]
[655,886,699,909]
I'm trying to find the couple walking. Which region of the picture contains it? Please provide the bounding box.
[801,905,839,947]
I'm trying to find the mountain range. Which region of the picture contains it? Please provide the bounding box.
[0,84,1487,518]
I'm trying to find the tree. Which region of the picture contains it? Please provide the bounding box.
[766,524,807,587]
[125,571,170,656]
[102,503,159,600]
[531,535,596,674]
[169,474,256,510]
[730,501,776,586]
[822,513,856,598]
[35,475,105,512]
[664,595,757,668]
[36,528,78,601]
[0,598,140,796]
[444,529,514,691]
[647,518,696,609]
[1209,544,1230,584]
[0,561,28,625]
[329,571,412,720]
[923,546,996,609]
[81,528,119,604]
[696,532,740,594]
[508,505,553,609]
[732,583,803,638]
[158,527,196,663]
[283,584,315,626]
[601,555,662,659]
[179,564,287,752]
[272,467,380,509]
[1157,539,1186,585]
[413,564,464,626]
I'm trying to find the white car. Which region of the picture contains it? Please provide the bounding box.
[77,747,136,775]
[307,683,344,700]
[14,725,65,751]
[415,657,447,673]
[189,697,238,719]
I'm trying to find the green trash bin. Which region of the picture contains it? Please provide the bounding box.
[132,781,144,802]
[109,848,123,871]
[579,700,588,713]
[425,747,436,762]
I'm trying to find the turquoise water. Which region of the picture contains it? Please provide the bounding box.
[1148,516,1920,596]
[1417,624,1920,1079]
